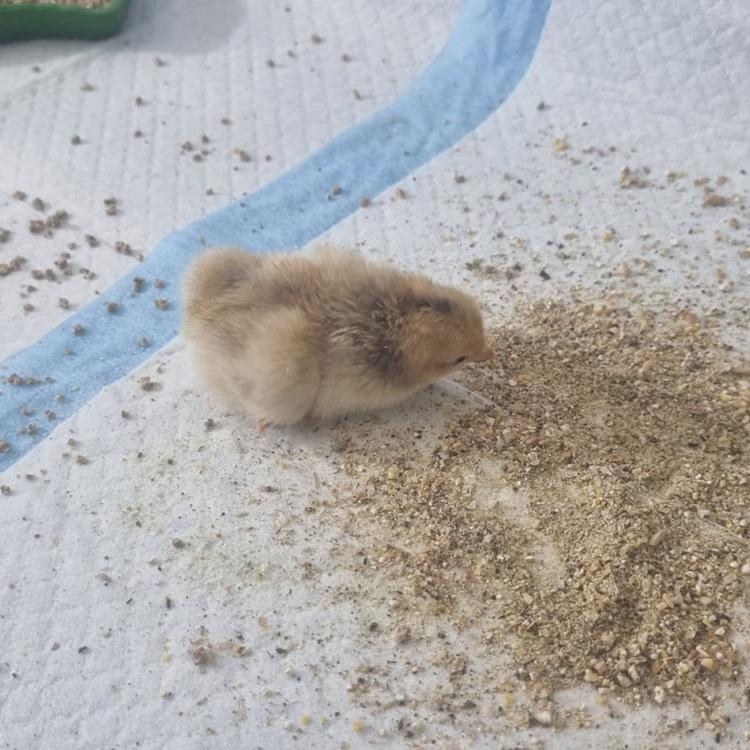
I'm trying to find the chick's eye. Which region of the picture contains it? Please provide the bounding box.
[455,356,467,365]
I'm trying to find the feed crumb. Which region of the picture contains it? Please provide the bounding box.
[618,165,650,189]
[75,455,89,465]
[531,709,553,727]
[73,324,85,336]
[234,148,251,162]
[0,440,10,454]
[351,720,366,733]
[359,197,371,208]
[0,256,26,276]
[106,301,120,314]
[139,376,160,392]
[103,196,118,216]
[4,374,42,386]
[703,194,730,208]
[327,185,343,200]
[154,278,166,289]
[46,210,68,229]
[189,638,217,666]
[553,137,570,152]
[154,298,169,310]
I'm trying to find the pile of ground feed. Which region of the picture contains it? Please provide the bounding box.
[344,301,749,714]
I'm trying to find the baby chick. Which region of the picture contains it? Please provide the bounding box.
[181,245,492,430]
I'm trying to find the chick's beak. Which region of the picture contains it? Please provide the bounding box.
[470,347,494,363]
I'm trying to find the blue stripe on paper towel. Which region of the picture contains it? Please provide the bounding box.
[0,0,550,471]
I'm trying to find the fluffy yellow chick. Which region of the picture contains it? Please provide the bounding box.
[181,245,492,430]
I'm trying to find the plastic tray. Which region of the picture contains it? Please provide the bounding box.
[0,0,129,43]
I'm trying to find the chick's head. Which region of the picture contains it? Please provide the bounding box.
[401,287,492,382]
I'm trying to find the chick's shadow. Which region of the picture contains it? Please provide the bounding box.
[285,379,489,455]
[124,0,247,55]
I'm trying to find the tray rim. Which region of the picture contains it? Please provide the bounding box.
[0,0,126,14]
[0,0,130,42]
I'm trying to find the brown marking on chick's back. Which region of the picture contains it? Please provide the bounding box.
[333,287,405,382]
[413,295,454,315]
[349,291,459,381]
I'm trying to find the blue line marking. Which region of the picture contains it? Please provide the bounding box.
[0,0,549,471]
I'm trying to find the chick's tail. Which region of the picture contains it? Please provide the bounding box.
[182,247,264,309]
